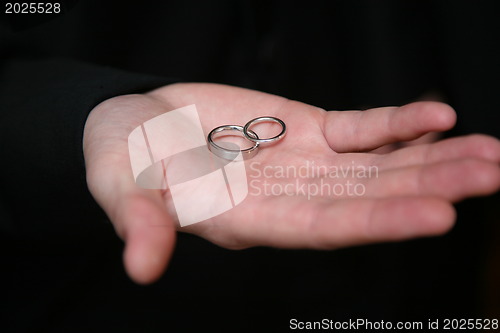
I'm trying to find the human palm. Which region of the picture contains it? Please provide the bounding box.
[83,83,500,283]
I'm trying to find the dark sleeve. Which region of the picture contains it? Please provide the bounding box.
[0,58,174,238]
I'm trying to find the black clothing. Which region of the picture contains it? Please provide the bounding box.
[1,1,499,332]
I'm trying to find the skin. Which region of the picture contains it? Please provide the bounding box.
[83,83,500,284]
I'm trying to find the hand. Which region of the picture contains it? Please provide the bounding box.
[83,83,500,284]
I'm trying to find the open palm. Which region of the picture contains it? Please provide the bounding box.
[83,83,500,284]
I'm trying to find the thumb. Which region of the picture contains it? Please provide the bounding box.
[83,95,177,284]
[117,191,176,284]
[85,153,176,284]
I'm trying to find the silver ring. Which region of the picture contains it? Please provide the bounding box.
[208,125,259,160]
[243,116,286,144]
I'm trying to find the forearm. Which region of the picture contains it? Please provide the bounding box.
[0,57,173,237]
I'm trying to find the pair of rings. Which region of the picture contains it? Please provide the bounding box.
[208,116,286,160]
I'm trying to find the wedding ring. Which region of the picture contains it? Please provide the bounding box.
[208,125,259,160]
[243,116,286,144]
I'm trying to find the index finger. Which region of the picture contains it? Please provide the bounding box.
[324,102,457,152]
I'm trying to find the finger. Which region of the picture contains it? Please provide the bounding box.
[222,196,455,249]
[119,192,176,284]
[85,154,176,284]
[325,101,457,152]
[251,156,499,202]
[377,134,500,170]
[362,158,500,201]
[262,135,500,187]
[312,197,455,248]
